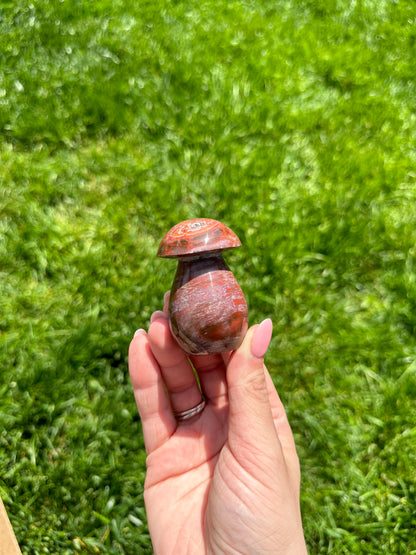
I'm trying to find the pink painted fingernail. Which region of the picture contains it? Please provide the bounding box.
[150,310,167,323]
[134,328,146,337]
[251,318,273,358]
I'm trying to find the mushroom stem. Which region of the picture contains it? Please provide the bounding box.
[172,253,229,288]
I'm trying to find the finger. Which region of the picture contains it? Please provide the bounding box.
[147,312,203,416]
[226,319,285,470]
[128,330,176,454]
[190,353,228,407]
[150,310,166,323]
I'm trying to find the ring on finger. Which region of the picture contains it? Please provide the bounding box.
[174,399,206,422]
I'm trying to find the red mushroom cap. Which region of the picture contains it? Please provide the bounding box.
[157,218,241,258]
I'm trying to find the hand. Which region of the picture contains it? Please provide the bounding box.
[128,295,307,554]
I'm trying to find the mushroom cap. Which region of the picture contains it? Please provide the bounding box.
[157,218,241,258]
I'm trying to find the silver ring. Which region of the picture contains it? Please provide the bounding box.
[174,399,206,422]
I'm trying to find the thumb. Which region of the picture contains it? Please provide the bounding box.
[226,319,281,465]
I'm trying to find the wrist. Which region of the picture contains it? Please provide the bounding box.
[206,535,307,555]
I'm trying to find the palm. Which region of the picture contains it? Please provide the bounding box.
[144,406,228,553]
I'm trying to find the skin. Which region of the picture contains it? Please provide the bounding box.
[128,295,307,555]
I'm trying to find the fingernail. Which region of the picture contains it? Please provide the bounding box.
[251,318,273,358]
[163,291,171,313]
[134,328,146,337]
[150,310,167,323]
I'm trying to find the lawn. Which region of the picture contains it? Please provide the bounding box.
[1,0,416,553]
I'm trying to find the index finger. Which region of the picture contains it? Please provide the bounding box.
[128,331,176,453]
[147,314,203,417]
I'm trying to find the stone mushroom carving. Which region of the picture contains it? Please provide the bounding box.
[157,218,248,355]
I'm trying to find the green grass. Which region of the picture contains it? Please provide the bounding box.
[1,0,416,552]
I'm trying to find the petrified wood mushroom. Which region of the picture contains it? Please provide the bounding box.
[157,218,248,355]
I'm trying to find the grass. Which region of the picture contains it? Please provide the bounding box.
[1,0,416,552]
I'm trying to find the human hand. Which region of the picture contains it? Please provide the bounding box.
[128,294,307,554]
